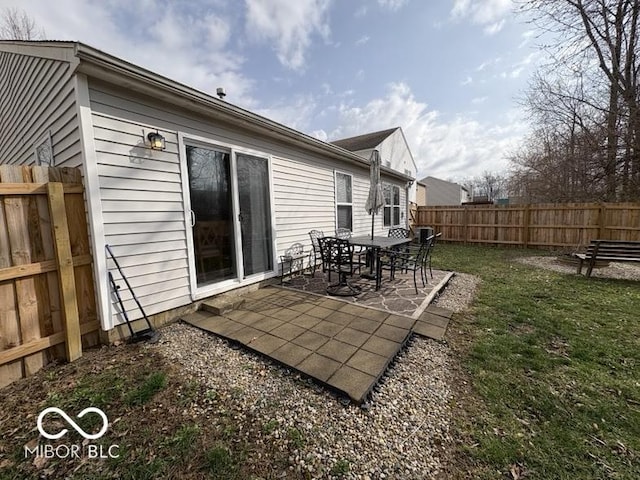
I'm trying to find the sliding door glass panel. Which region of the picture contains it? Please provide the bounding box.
[186,146,236,285]
[236,153,273,276]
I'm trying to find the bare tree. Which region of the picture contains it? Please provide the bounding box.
[516,0,640,201]
[0,7,44,40]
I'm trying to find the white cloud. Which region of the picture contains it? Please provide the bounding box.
[484,19,505,35]
[461,76,473,86]
[451,0,513,34]
[244,0,332,71]
[377,0,410,11]
[472,96,488,104]
[355,35,370,46]
[328,83,526,179]
[12,0,256,106]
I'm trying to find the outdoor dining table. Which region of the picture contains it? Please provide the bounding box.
[349,235,412,290]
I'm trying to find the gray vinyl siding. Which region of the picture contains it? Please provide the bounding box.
[0,51,81,167]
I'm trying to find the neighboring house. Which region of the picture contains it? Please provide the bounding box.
[331,127,417,229]
[419,176,470,205]
[415,181,426,206]
[0,40,413,334]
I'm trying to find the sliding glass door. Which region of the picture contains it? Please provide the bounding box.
[185,141,274,290]
[237,153,273,276]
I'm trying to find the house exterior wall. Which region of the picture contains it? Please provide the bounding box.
[422,176,465,205]
[416,183,426,206]
[0,50,81,167]
[87,80,406,328]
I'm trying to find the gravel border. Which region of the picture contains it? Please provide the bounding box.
[144,269,482,479]
[516,256,640,281]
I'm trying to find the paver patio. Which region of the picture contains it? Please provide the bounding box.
[182,281,453,403]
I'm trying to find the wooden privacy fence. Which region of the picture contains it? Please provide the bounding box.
[415,202,640,249]
[0,165,99,388]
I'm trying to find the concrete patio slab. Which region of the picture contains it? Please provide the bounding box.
[182,283,454,403]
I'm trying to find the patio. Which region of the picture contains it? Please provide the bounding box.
[182,270,453,403]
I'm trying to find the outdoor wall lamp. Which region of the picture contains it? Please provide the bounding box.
[147,131,166,151]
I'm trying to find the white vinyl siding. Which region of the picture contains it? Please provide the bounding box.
[0,51,81,167]
[86,79,409,327]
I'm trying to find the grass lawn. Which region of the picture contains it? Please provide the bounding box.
[434,244,640,479]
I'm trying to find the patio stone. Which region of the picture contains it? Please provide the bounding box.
[374,324,410,343]
[269,323,306,341]
[317,340,358,363]
[384,314,415,330]
[413,321,446,341]
[270,342,312,367]
[292,330,330,350]
[327,366,376,403]
[337,303,366,315]
[246,316,284,332]
[334,327,370,347]
[306,305,335,319]
[346,349,389,376]
[310,321,343,337]
[297,353,341,382]
[425,305,454,319]
[317,298,347,311]
[360,308,389,322]
[348,317,381,334]
[361,336,401,357]
[419,311,450,328]
[270,308,300,322]
[290,314,322,329]
[228,326,264,344]
[209,318,246,337]
[226,310,264,325]
[325,310,356,326]
[288,302,316,314]
[247,334,288,355]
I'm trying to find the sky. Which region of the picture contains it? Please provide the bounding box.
[1,0,543,181]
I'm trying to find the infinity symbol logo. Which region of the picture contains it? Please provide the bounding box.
[37,407,109,440]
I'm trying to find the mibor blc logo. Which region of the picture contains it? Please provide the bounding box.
[25,407,119,459]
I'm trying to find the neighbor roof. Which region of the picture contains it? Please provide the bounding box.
[331,127,399,152]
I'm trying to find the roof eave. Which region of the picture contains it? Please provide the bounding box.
[72,43,412,182]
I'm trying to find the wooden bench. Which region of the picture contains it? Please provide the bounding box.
[575,240,640,278]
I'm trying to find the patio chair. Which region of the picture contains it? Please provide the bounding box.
[308,229,325,276]
[423,232,441,279]
[335,227,352,240]
[320,237,363,296]
[387,227,410,239]
[377,238,431,294]
[335,227,368,265]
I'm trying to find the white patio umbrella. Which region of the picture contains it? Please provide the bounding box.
[364,149,385,239]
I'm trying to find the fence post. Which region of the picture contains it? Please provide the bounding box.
[463,206,469,244]
[47,182,82,362]
[598,203,606,239]
[523,205,531,248]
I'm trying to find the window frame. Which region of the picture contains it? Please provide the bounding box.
[383,183,401,227]
[334,170,353,231]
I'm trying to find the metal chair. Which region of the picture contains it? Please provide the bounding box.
[319,237,363,296]
[335,227,352,240]
[387,227,410,239]
[377,236,432,294]
[308,229,325,276]
[423,232,441,279]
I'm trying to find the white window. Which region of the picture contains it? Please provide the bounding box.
[383,184,401,227]
[335,171,353,231]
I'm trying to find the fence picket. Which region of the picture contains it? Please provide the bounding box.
[0,165,98,388]
[416,202,640,248]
